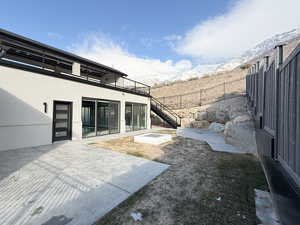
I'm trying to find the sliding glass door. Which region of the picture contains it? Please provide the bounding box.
[108,102,119,134]
[125,102,147,131]
[82,99,120,138]
[125,104,133,132]
[139,104,146,129]
[82,100,96,137]
[97,102,109,135]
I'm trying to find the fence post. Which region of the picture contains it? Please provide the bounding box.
[262,56,270,129]
[180,95,182,109]
[264,55,269,69]
[274,44,284,159]
[223,82,226,100]
[199,90,202,106]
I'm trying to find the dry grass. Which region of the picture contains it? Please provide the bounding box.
[89,129,176,160]
[94,135,267,225]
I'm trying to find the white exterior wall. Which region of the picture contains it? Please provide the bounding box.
[0,65,151,151]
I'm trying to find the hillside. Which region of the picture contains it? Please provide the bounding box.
[151,30,300,101]
[151,69,244,98]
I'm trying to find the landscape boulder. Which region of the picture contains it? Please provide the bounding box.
[228,111,245,120]
[190,120,210,129]
[224,118,256,154]
[233,115,252,125]
[206,111,217,122]
[195,111,208,121]
[181,118,194,128]
[215,110,230,124]
[227,103,248,120]
[208,122,225,133]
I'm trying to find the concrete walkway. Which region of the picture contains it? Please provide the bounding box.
[255,189,281,225]
[177,128,245,154]
[0,140,168,225]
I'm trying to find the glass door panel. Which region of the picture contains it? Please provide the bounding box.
[82,99,120,137]
[82,101,96,137]
[53,101,72,141]
[109,102,119,134]
[125,103,133,131]
[126,103,147,132]
[97,102,109,135]
[133,104,140,131]
[139,105,146,129]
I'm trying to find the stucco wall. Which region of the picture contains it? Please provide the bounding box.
[0,65,151,151]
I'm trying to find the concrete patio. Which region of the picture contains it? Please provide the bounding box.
[177,128,245,154]
[0,139,168,225]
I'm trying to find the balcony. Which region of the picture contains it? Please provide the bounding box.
[0,28,151,97]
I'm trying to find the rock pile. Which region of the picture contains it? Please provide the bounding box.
[179,96,257,154]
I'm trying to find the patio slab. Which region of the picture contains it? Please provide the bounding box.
[255,189,281,225]
[177,128,245,154]
[0,141,168,225]
[134,133,172,145]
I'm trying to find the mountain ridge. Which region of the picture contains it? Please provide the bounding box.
[150,28,300,86]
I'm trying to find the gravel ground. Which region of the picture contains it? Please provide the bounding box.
[93,133,267,225]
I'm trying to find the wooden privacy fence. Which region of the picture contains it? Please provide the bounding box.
[246,43,300,186]
[156,77,246,109]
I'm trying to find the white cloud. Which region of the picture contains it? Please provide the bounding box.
[70,0,300,84]
[176,0,300,62]
[71,33,196,84]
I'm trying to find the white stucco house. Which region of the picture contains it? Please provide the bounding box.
[0,29,163,151]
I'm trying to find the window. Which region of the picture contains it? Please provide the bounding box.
[82,99,120,138]
[125,103,147,131]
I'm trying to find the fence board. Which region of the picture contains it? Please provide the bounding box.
[246,44,300,186]
[296,54,300,175]
[263,62,276,133]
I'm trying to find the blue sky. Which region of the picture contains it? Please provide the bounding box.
[1,0,229,62]
[1,0,299,84]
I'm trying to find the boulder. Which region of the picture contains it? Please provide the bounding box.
[209,122,225,133]
[228,111,245,120]
[195,111,207,121]
[224,120,257,154]
[206,111,216,122]
[190,120,210,129]
[227,105,248,120]
[233,115,252,124]
[180,118,192,128]
[215,110,230,124]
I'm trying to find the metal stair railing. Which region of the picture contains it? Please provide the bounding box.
[151,97,181,127]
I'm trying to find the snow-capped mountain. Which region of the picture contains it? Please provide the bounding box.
[203,28,300,74]
[241,28,300,62]
[152,28,300,85]
[212,29,300,71]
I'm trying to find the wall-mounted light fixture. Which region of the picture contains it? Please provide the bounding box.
[43,102,48,113]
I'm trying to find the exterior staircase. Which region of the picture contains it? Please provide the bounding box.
[150,97,181,128]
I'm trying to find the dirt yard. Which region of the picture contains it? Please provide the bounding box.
[89,130,176,160]
[92,130,267,225]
